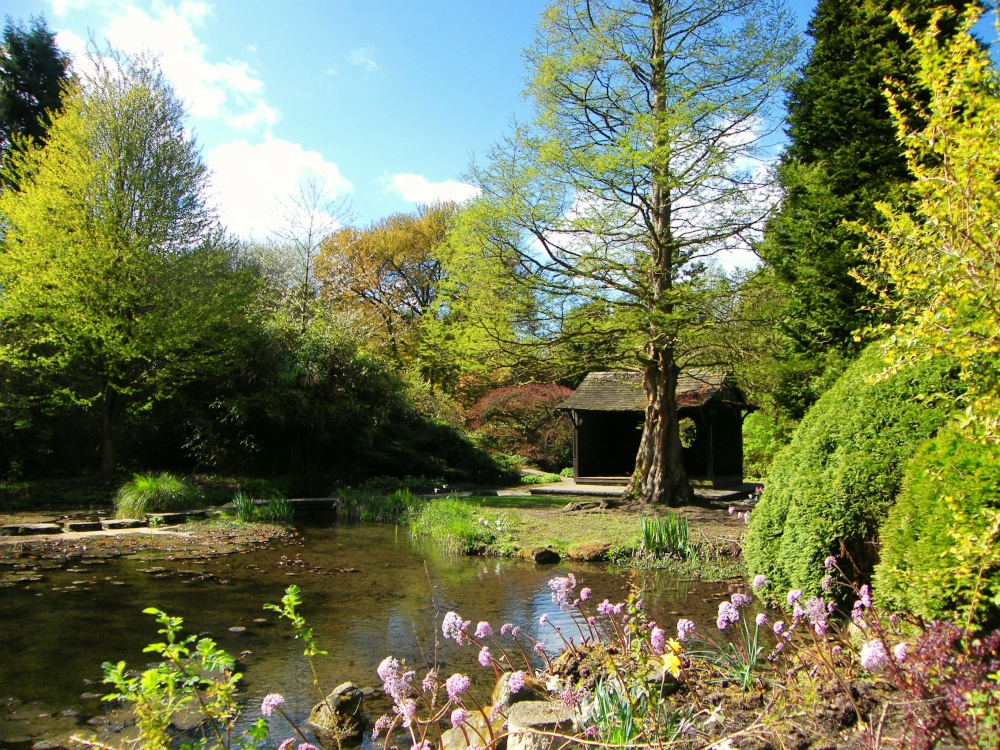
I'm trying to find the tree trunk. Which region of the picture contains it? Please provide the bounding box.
[623,0,692,506]
[625,349,692,505]
[99,385,121,476]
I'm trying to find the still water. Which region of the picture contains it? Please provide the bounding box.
[0,514,733,731]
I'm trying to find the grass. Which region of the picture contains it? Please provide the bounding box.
[519,472,563,485]
[114,473,203,518]
[338,487,422,523]
[233,492,295,524]
[639,513,692,558]
[409,497,516,554]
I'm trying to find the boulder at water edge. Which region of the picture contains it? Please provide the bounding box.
[307,682,365,746]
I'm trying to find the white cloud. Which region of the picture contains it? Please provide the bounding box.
[206,139,353,240]
[56,1,279,136]
[384,173,480,204]
[348,47,381,72]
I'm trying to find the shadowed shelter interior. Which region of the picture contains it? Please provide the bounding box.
[559,371,754,487]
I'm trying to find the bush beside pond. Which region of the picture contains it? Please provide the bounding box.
[744,343,964,598]
[875,425,1000,629]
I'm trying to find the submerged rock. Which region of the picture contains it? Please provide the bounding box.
[307,681,366,746]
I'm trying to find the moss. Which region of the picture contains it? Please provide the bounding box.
[744,344,963,599]
[874,426,1000,628]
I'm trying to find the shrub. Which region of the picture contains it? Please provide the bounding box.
[114,473,200,518]
[468,384,573,471]
[875,426,1000,628]
[744,344,963,598]
[741,409,794,480]
[518,472,561,485]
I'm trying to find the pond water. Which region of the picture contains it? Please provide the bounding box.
[0,513,736,741]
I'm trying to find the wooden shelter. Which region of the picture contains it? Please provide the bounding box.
[558,371,754,487]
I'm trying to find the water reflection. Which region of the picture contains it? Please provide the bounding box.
[0,515,733,732]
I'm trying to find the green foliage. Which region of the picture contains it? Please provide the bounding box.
[519,472,561,486]
[875,426,1000,628]
[639,513,691,559]
[0,15,70,156]
[232,491,257,523]
[260,497,294,523]
[337,487,422,524]
[409,497,514,554]
[858,6,1000,441]
[114,473,200,518]
[744,343,964,598]
[468,384,573,471]
[559,467,574,478]
[758,0,973,359]
[102,608,265,750]
[0,50,257,474]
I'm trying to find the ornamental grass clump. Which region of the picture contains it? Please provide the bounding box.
[409,497,513,554]
[639,513,692,559]
[114,472,200,518]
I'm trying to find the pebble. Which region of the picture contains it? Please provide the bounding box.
[228,626,246,634]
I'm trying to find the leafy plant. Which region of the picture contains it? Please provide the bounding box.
[518,472,561,485]
[409,497,514,554]
[639,513,691,559]
[559,467,574,478]
[259,497,294,523]
[338,487,421,523]
[233,491,257,522]
[114,473,200,519]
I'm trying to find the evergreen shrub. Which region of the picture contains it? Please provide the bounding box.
[875,426,1000,628]
[744,344,963,598]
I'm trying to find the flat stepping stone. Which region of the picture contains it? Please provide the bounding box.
[1,523,63,536]
[148,512,186,524]
[101,518,147,530]
[62,521,102,532]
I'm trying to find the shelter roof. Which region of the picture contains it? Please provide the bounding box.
[558,370,740,412]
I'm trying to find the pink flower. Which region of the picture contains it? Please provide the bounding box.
[442,611,471,644]
[371,715,393,740]
[394,698,417,727]
[731,592,751,609]
[650,627,666,655]
[580,587,591,601]
[860,640,889,672]
[539,614,548,626]
[824,556,837,570]
[445,673,471,702]
[478,646,492,667]
[717,601,740,630]
[773,621,784,635]
[298,745,320,750]
[260,693,285,717]
[278,740,294,750]
[597,599,613,615]
[475,621,493,638]
[755,613,768,628]
[509,670,525,694]
[421,669,438,693]
[548,574,577,609]
[786,589,803,607]
[893,643,908,662]
[676,618,696,641]
[451,708,468,727]
[751,575,768,590]
[820,575,833,591]
[500,622,514,635]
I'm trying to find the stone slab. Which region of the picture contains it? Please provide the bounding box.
[100,518,148,530]
[148,512,186,524]
[62,521,102,532]
[1,523,63,536]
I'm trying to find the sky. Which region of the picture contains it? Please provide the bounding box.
[3,0,963,245]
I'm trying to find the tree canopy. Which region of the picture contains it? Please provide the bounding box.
[0,51,255,473]
[468,0,799,504]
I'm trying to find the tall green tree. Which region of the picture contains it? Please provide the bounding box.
[470,0,798,504]
[0,15,70,155]
[758,0,973,366]
[0,51,255,474]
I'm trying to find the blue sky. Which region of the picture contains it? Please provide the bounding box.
[2,0,920,242]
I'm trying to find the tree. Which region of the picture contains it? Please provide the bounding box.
[859,6,1000,440]
[0,50,255,473]
[0,15,70,156]
[469,0,798,504]
[315,203,453,363]
[757,0,973,371]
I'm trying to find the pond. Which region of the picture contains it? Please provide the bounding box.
[0,513,736,745]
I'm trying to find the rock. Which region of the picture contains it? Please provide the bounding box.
[522,547,560,564]
[1,523,63,536]
[492,671,548,713]
[100,519,147,530]
[506,701,576,750]
[566,542,611,561]
[149,512,186,525]
[227,626,246,634]
[62,521,102,532]
[31,741,68,750]
[307,681,365,746]
[561,501,601,512]
[440,710,499,750]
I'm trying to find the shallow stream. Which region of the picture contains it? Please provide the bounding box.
[0,513,735,744]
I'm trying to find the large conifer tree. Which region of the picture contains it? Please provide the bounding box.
[759,0,972,369]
